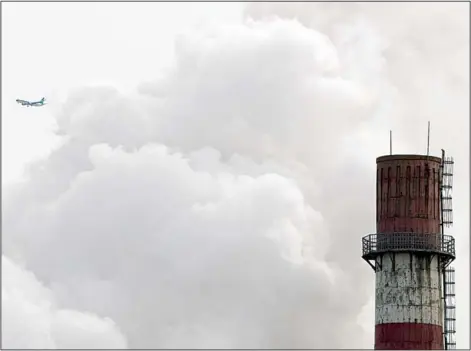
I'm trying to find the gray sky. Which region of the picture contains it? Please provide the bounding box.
[2,2,469,349]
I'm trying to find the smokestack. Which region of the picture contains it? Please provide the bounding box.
[362,152,457,349]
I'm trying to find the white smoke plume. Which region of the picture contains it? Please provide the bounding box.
[2,256,127,348]
[3,2,469,349]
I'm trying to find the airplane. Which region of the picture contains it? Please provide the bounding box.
[16,97,46,107]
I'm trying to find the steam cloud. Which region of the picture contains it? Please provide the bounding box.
[2,256,127,348]
[3,2,468,349]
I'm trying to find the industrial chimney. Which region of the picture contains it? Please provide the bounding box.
[362,151,456,349]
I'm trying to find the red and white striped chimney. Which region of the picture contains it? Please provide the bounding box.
[362,154,456,350]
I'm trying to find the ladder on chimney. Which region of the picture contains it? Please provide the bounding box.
[441,155,454,227]
[443,267,456,350]
[439,151,456,350]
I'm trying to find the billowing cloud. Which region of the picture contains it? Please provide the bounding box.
[3,3,468,349]
[4,141,359,348]
[245,2,469,152]
[2,255,127,348]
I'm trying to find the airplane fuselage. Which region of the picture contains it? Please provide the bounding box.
[16,98,46,107]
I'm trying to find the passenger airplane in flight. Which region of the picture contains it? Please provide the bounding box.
[16,97,46,107]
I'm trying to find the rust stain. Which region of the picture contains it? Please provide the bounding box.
[376,156,441,234]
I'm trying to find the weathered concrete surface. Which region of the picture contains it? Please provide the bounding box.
[375,253,442,325]
[375,253,443,349]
